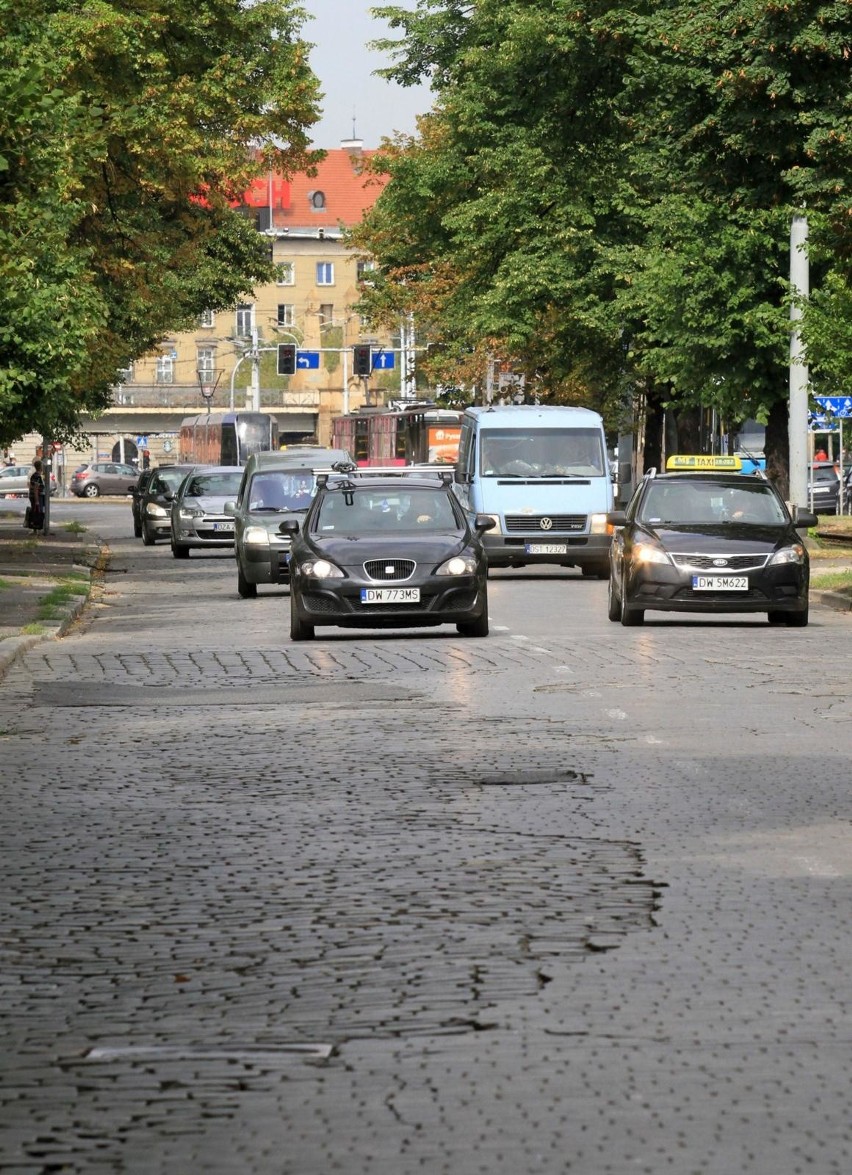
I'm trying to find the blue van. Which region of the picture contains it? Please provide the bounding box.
[453,405,613,575]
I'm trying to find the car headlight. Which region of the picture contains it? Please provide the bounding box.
[769,543,806,566]
[302,558,344,579]
[145,502,168,518]
[436,554,478,576]
[179,506,201,519]
[481,513,502,535]
[589,513,609,535]
[632,541,670,566]
[244,526,270,547]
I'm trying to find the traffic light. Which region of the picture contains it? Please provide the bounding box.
[277,343,297,375]
[353,344,372,377]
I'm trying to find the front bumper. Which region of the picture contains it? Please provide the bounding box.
[174,519,235,548]
[292,575,486,629]
[626,562,808,614]
[240,542,292,585]
[484,532,611,568]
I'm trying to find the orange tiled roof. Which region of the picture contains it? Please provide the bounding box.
[242,148,387,229]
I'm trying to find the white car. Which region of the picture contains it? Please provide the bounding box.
[0,465,57,497]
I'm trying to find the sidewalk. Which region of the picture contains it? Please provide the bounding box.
[0,510,107,678]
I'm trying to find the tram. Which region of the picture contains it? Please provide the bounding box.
[331,405,462,467]
[178,412,279,466]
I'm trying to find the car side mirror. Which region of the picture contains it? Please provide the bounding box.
[223,501,235,516]
[474,514,496,532]
[607,510,627,527]
[794,507,818,529]
[279,519,300,535]
[454,469,469,485]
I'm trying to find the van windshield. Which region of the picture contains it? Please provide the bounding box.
[479,428,606,477]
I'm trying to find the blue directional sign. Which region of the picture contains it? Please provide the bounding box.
[296,351,320,370]
[372,350,396,371]
[814,395,852,418]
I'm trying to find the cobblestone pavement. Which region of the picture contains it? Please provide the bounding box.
[1,534,851,1174]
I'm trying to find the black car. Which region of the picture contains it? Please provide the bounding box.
[608,471,817,627]
[132,465,196,545]
[283,472,494,640]
[808,462,841,515]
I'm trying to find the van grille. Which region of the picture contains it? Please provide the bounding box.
[504,515,586,534]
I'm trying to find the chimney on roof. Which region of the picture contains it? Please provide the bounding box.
[341,137,363,156]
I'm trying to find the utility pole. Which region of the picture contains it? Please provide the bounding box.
[250,321,261,412]
[41,431,51,536]
[788,215,809,510]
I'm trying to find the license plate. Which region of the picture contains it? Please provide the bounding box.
[212,521,234,532]
[360,587,421,604]
[524,543,568,555]
[692,575,748,591]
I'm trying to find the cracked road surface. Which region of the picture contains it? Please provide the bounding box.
[1,522,851,1174]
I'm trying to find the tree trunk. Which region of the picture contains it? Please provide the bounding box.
[764,399,789,499]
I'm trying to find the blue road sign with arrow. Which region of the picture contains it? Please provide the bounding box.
[297,352,320,369]
[814,395,852,418]
[372,351,396,370]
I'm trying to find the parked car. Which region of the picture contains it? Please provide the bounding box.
[133,465,197,544]
[169,466,243,558]
[70,462,139,498]
[284,470,494,640]
[0,465,57,497]
[808,462,841,515]
[228,453,318,598]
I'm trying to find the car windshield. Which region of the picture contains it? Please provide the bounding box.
[479,428,606,477]
[248,470,315,511]
[639,481,788,526]
[151,469,187,493]
[185,472,242,497]
[315,488,459,533]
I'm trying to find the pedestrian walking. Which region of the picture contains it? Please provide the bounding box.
[27,459,46,532]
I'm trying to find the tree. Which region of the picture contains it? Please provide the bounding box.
[0,0,320,446]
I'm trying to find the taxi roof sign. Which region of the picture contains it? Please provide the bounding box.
[666,454,743,472]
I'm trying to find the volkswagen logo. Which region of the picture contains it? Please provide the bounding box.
[712,558,729,567]
[540,517,553,531]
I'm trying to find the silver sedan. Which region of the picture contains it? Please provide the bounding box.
[169,467,243,558]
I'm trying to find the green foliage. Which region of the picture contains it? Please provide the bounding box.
[0,0,320,447]
[361,0,852,452]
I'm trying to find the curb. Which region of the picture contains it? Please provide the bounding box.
[811,589,852,613]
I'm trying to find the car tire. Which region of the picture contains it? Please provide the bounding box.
[171,542,190,559]
[457,594,489,638]
[83,484,100,498]
[619,579,644,626]
[786,607,809,627]
[237,562,258,599]
[607,575,621,621]
[767,611,787,625]
[290,591,314,640]
[141,522,155,546]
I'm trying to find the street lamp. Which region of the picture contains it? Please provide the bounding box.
[197,367,223,415]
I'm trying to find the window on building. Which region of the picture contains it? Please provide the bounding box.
[116,362,135,384]
[235,303,254,337]
[196,347,216,380]
[155,355,175,384]
[275,262,295,286]
[318,303,334,327]
[309,191,326,210]
[356,260,376,282]
[277,304,295,328]
[316,262,334,286]
[199,309,216,328]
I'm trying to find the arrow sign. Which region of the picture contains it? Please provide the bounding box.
[814,395,852,418]
[372,351,395,370]
[296,352,320,369]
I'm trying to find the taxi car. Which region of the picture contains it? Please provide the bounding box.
[169,466,242,558]
[228,454,318,597]
[282,470,495,640]
[607,460,817,626]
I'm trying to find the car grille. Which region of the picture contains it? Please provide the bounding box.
[670,553,770,572]
[504,514,586,533]
[363,558,416,581]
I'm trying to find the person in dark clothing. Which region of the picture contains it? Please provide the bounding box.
[27,459,46,532]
